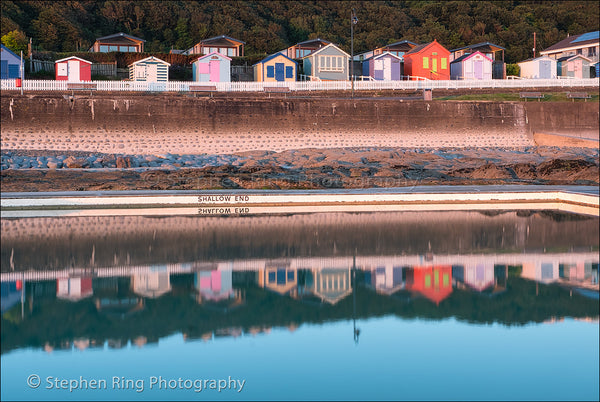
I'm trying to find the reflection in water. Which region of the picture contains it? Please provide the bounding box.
[1,210,598,400]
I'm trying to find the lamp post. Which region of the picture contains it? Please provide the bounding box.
[351,8,358,98]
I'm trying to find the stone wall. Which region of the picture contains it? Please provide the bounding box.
[0,93,597,154]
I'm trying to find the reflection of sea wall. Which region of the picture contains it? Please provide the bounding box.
[1,211,597,271]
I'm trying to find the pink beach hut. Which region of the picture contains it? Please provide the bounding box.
[192,52,231,82]
[450,51,493,80]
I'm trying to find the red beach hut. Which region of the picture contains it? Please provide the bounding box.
[55,56,92,82]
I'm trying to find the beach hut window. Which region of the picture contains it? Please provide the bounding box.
[267,65,275,78]
[286,66,294,78]
[423,57,429,69]
[441,58,447,69]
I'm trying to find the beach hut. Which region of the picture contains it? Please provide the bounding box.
[55,56,92,81]
[128,56,170,82]
[302,43,350,81]
[518,56,557,79]
[188,35,245,57]
[254,52,298,82]
[1,44,21,79]
[405,266,453,305]
[450,51,493,80]
[362,52,403,80]
[403,39,451,80]
[557,55,591,79]
[450,42,506,79]
[192,52,231,82]
[285,38,332,59]
[89,32,145,53]
[57,277,93,301]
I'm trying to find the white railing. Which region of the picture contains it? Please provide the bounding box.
[1,78,598,92]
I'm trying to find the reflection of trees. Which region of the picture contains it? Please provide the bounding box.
[2,273,598,355]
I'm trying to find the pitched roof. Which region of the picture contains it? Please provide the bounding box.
[365,51,403,62]
[55,56,93,64]
[294,38,332,47]
[198,35,245,45]
[302,43,350,59]
[1,44,20,59]
[541,31,599,53]
[254,52,298,66]
[405,39,449,56]
[193,51,232,62]
[379,40,419,50]
[450,51,493,64]
[450,41,505,53]
[517,55,554,64]
[128,56,171,67]
[96,32,145,43]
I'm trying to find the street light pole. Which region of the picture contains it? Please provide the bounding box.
[351,8,358,99]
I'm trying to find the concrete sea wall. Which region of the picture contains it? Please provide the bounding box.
[1,94,598,154]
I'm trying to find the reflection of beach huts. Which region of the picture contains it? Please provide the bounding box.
[307,267,352,304]
[450,51,493,80]
[56,277,93,301]
[195,268,243,305]
[131,268,171,298]
[365,266,405,295]
[128,56,170,82]
[405,266,452,305]
[517,56,557,79]
[452,263,495,292]
[302,43,350,81]
[254,53,298,82]
[257,265,297,296]
[55,56,92,82]
[1,280,23,313]
[192,52,231,82]
[362,52,403,81]
[521,261,559,284]
[559,262,594,282]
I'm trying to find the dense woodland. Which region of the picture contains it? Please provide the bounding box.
[1,1,599,64]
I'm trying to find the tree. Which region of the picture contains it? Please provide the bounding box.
[1,29,28,54]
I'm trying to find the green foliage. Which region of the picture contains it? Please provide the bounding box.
[506,63,520,76]
[1,1,599,63]
[1,29,27,53]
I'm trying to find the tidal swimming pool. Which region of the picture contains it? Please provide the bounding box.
[1,210,598,401]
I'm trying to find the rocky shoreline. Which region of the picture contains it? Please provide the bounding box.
[2,146,598,192]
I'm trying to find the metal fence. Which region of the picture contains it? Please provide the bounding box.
[1,78,598,92]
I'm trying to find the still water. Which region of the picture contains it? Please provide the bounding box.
[1,210,599,401]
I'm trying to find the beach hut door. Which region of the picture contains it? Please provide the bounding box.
[383,58,392,80]
[68,60,80,82]
[474,61,483,80]
[540,60,551,79]
[275,63,285,81]
[209,60,220,81]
